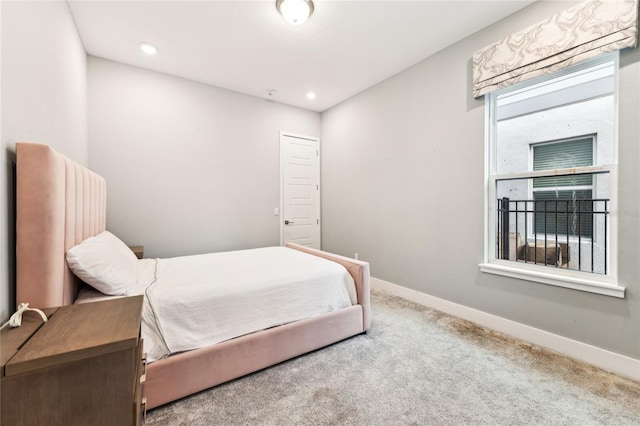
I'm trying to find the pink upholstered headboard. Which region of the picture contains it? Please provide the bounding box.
[16,143,107,308]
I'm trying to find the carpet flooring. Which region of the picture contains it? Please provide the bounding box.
[146,290,640,425]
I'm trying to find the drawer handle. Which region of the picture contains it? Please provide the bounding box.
[141,397,147,424]
[141,352,147,378]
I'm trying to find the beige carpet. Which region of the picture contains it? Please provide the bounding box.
[146,290,640,425]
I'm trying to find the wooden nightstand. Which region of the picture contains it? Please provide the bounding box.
[130,245,144,259]
[1,296,145,425]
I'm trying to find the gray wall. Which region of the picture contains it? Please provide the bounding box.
[1,1,88,321]
[321,1,640,359]
[88,57,321,258]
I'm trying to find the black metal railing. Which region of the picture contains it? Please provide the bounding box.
[497,197,609,274]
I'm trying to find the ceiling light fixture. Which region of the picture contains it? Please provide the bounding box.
[276,0,314,25]
[138,42,158,56]
[306,92,316,100]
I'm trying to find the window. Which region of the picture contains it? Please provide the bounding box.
[532,137,594,239]
[481,53,623,298]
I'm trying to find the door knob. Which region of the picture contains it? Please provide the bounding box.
[285,220,294,225]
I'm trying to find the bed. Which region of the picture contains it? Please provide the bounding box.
[15,142,371,410]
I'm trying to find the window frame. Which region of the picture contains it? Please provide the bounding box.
[480,52,624,298]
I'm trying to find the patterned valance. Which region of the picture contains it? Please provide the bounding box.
[472,0,638,98]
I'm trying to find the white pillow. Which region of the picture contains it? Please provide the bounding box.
[66,231,137,296]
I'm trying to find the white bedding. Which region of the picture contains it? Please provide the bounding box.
[77,246,356,362]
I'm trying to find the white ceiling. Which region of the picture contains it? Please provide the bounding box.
[68,1,535,112]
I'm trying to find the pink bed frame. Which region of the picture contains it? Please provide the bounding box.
[15,142,371,410]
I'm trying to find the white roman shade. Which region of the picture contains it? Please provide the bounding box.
[472,0,638,98]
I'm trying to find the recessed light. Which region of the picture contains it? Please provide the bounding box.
[306,92,317,100]
[139,42,158,56]
[276,0,314,26]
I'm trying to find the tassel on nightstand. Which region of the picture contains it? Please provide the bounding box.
[0,302,48,330]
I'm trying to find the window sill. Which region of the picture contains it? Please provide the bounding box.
[479,261,625,298]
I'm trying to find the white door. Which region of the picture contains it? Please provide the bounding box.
[280,132,320,249]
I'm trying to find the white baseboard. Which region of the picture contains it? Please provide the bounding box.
[371,277,640,381]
